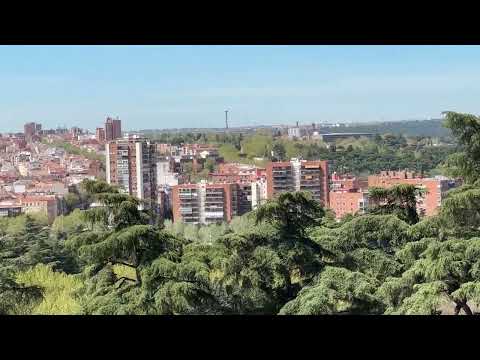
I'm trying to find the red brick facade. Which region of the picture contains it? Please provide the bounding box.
[329,190,368,219]
[368,172,453,217]
[266,159,329,207]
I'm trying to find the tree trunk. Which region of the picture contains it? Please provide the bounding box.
[462,302,473,315]
[135,267,142,286]
[454,300,473,315]
[454,303,462,315]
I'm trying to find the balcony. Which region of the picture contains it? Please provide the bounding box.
[179,194,198,199]
[273,179,293,183]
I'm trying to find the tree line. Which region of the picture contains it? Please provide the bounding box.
[150,130,455,178]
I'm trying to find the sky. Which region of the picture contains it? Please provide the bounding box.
[1,45,480,132]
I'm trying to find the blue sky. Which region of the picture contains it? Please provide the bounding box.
[1,45,480,132]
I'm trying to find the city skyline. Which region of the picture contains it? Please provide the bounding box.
[2,45,480,132]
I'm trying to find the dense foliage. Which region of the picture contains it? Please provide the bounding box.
[316,119,452,138]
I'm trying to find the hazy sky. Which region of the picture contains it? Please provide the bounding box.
[1,45,480,132]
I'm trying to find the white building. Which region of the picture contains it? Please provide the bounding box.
[156,159,178,187]
[288,127,302,139]
[251,177,268,209]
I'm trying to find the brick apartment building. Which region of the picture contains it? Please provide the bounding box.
[329,191,369,219]
[106,137,157,209]
[172,182,252,225]
[24,122,41,142]
[105,117,122,141]
[367,170,458,217]
[329,173,368,219]
[210,163,266,183]
[170,163,268,224]
[266,159,329,206]
[328,170,458,219]
[155,143,173,156]
[96,127,106,142]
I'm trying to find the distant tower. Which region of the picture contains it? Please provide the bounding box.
[225,110,229,130]
[105,116,122,141]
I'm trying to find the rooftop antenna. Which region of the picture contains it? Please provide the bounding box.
[225,110,229,130]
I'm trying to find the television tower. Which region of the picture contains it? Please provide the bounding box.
[225,110,229,130]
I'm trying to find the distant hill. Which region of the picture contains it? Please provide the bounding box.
[316,119,451,138]
[136,119,452,139]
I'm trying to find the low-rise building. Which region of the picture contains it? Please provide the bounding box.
[0,204,22,217]
[320,133,375,143]
[367,170,458,217]
[329,189,369,219]
[329,173,369,219]
[31,181,68,196]
[157,158,178,187]
[210,163,266,183]
[288,127,302,139]
[18,194,59,223]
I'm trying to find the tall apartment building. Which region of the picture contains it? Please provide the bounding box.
[237,182,253,215]
[105,117,122,141]
[157,188,170,220]
[172,182,253,225]
[367,170,458,217]
[96,127,106,142]
[105,120,113,141]
[70,127,82,138]
[251,177,268,209]
[24,122,40,141]
[105,137,157,209]
[266,159,329,206]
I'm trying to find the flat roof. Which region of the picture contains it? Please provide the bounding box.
[320,133,374,136]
